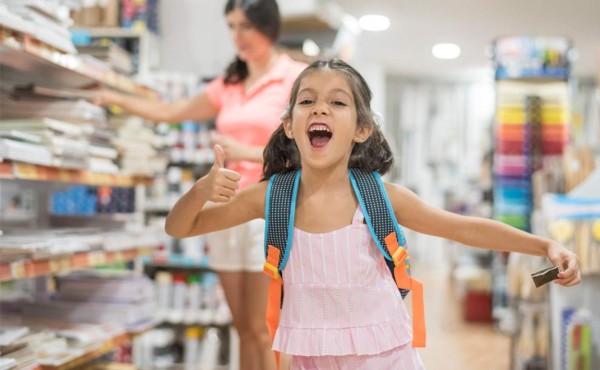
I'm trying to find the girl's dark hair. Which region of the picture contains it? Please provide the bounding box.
[263,58,394,180]
[223,0,280,84]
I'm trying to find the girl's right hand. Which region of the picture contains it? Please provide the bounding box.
[197,145,241,203]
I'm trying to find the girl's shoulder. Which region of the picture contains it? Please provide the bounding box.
[383,182,418,212]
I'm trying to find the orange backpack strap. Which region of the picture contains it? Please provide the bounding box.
[385,233,426,347]
[350,169,427,348]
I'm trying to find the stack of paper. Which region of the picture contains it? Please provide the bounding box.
[0,327,40,370]
[77,42,134,75]
[113,118,168,176]
[0,0,76,53]
[0,90,106,124]
[22,271,156,330]
[0,226,163,262]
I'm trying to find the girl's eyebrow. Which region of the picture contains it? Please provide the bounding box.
[298,87,353,100]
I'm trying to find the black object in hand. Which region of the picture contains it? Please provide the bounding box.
[531,266,560,288]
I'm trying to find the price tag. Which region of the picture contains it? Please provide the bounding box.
[11,261,26,279]
[88,251,106,266]
[15,163,38,180]
[58,169,72,182]
[113,251,124,262]
[59,257,71,271]
[49,259,60,273]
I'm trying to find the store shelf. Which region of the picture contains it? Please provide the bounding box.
[72,27,152,39]
[0,160,150,187]
[144,262,213,275]
[0,26,156,98]
[40,322,155,370]
[0,246,155,282]
[40,332,129,370]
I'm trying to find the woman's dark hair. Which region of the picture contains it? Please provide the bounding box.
[262,58,394,180]
[223,0,280,84]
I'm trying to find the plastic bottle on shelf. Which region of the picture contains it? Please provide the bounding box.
[185,274,201,324]
[198,273,216,325]
[181,121,198,163]
[199,327,222,368]
[155,271,172,322]
[181,236,205,264]
[213,281,232,325]
[183,326,202,367]
[169,273,187,323]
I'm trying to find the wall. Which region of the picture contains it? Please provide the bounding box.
[159,0,234,78]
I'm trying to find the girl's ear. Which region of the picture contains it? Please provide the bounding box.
[354,123,373,143]
[283,119,294,139]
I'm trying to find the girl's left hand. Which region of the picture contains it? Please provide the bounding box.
[546,242,581,287]
[210,132,246,161]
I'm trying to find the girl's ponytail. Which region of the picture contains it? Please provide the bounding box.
[262,124,301,180]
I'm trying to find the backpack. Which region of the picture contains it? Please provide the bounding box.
[262,168,426,354]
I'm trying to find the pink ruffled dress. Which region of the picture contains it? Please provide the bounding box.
[273,207,424,368]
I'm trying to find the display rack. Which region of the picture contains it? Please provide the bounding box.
[0,10,163,370]
[491,36,574,370]
[0,26,156,98]
[0,247,155,282]
[42,332,130,370]
[71,27,160,78]
[0,161,150,187]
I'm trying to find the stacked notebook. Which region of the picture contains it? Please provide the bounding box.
[22,270,156,330]
[0,0,76,54]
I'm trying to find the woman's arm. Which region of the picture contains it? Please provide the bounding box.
[97,89,218,123]
[210,132,265,162]
[165,146,266,238]
[386,183,581,287]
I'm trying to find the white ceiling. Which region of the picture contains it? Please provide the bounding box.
[328,0,600,80]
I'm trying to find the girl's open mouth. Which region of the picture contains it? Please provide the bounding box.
[308,124,332,148]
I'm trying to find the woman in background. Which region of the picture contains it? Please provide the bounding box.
[96,1,306,369]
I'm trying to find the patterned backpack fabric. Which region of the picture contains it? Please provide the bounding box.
[262,169,426,360]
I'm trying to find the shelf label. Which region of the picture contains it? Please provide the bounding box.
[11,261,25,279]
[15,163,39,180]
[59,257,71,271]
[49,259,60,273]
[88,251,106,266]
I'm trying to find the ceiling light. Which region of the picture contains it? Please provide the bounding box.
[432,43,461,59]
[302,39,320,57]
[358,15,390,32]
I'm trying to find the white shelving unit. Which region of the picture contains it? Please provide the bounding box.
[72,27,161,78]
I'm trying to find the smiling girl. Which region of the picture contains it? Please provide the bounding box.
[165,59,580,369]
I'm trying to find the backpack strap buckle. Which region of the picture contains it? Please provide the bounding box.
[264,245,281,280]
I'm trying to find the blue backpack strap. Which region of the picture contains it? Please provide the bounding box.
[263,170,301,362]
[264,170,301,272]
[349,168,410,298]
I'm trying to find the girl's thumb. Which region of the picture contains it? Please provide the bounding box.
[213,144,225,169]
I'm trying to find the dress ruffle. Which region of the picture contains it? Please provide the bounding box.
[273,319,412,356]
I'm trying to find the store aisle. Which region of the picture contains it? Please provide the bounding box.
[414,262,510,370]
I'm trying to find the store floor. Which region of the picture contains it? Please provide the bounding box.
[414,262,510,370]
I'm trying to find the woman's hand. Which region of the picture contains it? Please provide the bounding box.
[546,242,581,287]
[196,145,241,203]
[210,132,247,161]
[91,87,122,106]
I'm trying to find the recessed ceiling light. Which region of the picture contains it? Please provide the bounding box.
[358,15,390,32]
[432,43,461,59]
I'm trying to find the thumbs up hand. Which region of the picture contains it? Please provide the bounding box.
[197,145,241,203]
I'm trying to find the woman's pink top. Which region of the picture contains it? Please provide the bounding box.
[273,207,413,356]
[205,53,306,188]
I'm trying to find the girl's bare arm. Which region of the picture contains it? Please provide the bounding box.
[385,183,581,287]
[165,146,266,238]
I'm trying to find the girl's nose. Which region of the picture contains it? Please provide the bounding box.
[312,103,328,115]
